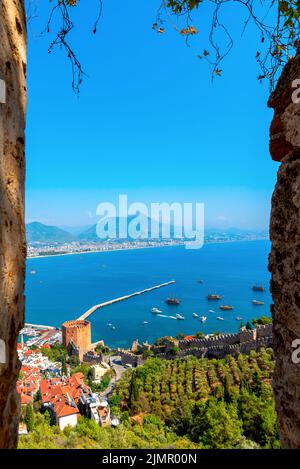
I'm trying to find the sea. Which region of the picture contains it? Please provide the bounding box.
[25,240,272,349]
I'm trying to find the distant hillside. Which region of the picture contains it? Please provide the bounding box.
[59,225,93,236]
[26,220,268,245]
[77,223,99,241]
[26,222,75,244]
[78,216,158,242]
[205,227,269,240]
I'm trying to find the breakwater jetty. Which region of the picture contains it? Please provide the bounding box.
[78,280,176,321]
[24,323,56,330]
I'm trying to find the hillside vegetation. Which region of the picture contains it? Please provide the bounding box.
[19,348,279,449]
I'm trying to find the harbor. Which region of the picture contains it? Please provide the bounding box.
[25,241,272,348]
[20,324,61,348]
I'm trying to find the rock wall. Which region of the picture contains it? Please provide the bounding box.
[119,350,145,367]
[0,0,27,449]
[268,48,300,448]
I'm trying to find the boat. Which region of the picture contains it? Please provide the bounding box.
[220,305,234,311]
[208,309,215,313]
[175,314,185,320]
[207,294,222,300]
[252,300,265,306]
[29,270,37,275]
[151,307,163,314]
[200,316,207,323]
[197,279,204,284]
[143,321,149,324]
[192,313,199,318]
[111,326,116,330]
[107,323,113,327]
[236,316,243,321]
[165,297,180,305]
[252,285,265,292]
[217,316,224,321]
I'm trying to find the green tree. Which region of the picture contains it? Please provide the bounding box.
[252,316,272,327]
[169,346,179,356]
[25,404,34,432]
[195,332,205,339]
[223,375,232,404]
[176,333,185,340]
[69,355,80,367]
[120,411,130,426]
[43,409,53,426]
[143,349,154,358]
[194,399,243,448]
[71,363,92,379]
[76,416,101,441]
[61,356,68,376]
[109,394,121,408]
[167,399,193,436]
[33,389,42,403]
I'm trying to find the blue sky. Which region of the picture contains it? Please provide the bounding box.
[25,0,279,229]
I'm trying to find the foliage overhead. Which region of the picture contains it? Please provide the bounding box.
[31,0,300,91]
[156,0,300,87]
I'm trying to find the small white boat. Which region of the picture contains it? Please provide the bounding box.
[217,316,224,321]
[208,310,215,313]
[252,300,265,306]
[151,307,163,314]
[200,316,207,323]
[176,314,185,320]
[192,313,199,318]
[143,321,149,324]
[29,270,37,275]
[236,316,243,321]
[111,326,116,330]
[107,323,113,327]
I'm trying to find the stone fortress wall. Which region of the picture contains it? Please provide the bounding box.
[119,324,273,366]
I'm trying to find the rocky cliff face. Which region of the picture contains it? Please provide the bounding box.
[0,0,27,449]
[268,49,300,448]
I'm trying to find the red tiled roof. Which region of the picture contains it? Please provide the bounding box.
[54,398,79,418]
[20,393,33,405]
[17,365,42,405]
[184,335,194,341]
[39,373,91,419]
[41,343,51,350]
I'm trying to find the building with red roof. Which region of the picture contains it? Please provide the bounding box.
[39,373,91,430]
[17,365,42,405]
[184,335,194,341]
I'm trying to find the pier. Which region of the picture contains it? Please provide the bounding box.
[78,280,176,320]
[24,323,56,330]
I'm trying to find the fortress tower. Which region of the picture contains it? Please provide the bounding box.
[62,320,91,361]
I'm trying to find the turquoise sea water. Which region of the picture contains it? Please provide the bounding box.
[25,241,272,349]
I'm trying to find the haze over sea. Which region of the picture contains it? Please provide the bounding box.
[25,240,272,349]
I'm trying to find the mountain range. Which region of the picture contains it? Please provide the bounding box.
[26,222,76,244]
[26,221,268,245]
[26,218,160,244]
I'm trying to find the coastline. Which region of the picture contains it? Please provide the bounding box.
[27,242,185,260]
[26,238,269,261]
